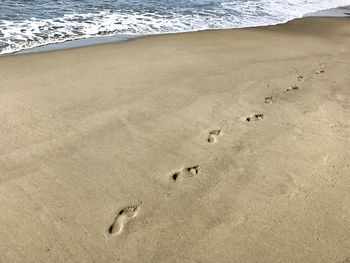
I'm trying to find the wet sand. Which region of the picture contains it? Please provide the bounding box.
[0,17,350,262]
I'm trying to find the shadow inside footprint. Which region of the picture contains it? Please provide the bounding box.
[172,166,200,182]
[208,129,222,143]
[246,114,264,122]
[297,75,303,81]
[286,85,299,92]
[109,205,140,235]
[315,69,325,74]
[265,96,273,104]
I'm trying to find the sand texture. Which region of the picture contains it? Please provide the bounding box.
[0,17,350,262]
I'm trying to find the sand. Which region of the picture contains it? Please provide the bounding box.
[0,17,349,262]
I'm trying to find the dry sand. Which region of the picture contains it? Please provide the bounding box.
[0,17,350,262]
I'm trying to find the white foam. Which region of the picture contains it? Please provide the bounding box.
[0,0,349,55]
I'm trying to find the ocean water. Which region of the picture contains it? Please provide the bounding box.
[0,0,349,55]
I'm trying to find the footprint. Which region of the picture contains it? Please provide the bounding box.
[315,69,325,74]
[172,166,200,181]
[297,75,303,81]
[208,129,222,143]
[286,85,299,92]
[109,205,140,235]
[264,96,273,104]
[246,114,264,122]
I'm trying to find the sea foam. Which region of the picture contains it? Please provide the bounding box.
[0,0,349,55]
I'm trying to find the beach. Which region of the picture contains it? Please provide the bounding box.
[0,16,350,262]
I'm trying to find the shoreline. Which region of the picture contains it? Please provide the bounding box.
[0,16,350,262]
[2,5,349,57]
